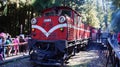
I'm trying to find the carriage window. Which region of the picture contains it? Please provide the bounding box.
[78,16,81,23]
[44,11,55,16]
[78,16,81,26]
[60,10,71,17]
[74,13,77,24]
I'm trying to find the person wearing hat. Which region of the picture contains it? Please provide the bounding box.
[0,32,6,60]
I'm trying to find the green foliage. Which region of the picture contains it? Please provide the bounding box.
[64,0,105,28]
[0,0,64,36]
[0,0,34,36]
[32,0,63,13]
[80,1,100,28]
[109,9,120,33]
[107,9,113,23]
[0,0,112,35]
[112,0,120,9]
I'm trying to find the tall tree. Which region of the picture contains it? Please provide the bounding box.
[32,0,63,14]
[112,0,120,9]
[79,0,100,28]
[0,0,34,36]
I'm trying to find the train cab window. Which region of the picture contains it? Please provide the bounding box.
[60,10,71,17]
[44,11,55,16]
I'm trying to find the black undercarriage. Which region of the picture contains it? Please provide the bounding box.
[28,39,89,66]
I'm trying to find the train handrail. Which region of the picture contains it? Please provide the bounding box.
[107,38,120,59]
[106,38,120,67]
[3,42,28,47]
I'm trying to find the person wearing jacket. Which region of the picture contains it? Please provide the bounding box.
[117,33,120,45]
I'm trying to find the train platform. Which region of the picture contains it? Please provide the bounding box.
[0,53,29,65]
[0,42,112,67]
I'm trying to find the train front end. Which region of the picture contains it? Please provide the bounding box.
[29,7,69,65]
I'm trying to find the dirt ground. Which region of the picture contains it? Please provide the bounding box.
[0,43,111,67]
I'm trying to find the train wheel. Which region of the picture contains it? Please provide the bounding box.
[72,46,76,56]
[31,62,37,67]
[60,60,64,67]
[60,57,66,67]
[60,53,69,67]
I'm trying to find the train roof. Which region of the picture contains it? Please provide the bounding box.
[41,6,82,16]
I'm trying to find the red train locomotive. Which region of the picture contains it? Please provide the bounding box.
[29,6,98,65]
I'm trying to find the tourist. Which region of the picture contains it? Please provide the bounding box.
[13,36,19,55]
[117,32,120,46]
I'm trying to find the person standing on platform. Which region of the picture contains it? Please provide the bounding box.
[0,35,3,60]
[5,35,12,57]
[0,32,6,60]
[13,36,19,55]
[117,32,120,46]
[19,36,26,54]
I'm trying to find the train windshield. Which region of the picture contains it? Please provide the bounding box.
[43,9,72,17]
[44,11,55,16]
[60,10,71,17]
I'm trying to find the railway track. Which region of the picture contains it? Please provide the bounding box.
[0,42,111,67]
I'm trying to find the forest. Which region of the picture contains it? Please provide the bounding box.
[0,0,119,36]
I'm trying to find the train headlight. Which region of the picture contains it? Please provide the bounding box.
[32,28,35,32]
[58,16,66,23]
[31,18,37,24]
[60,27,64,32]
